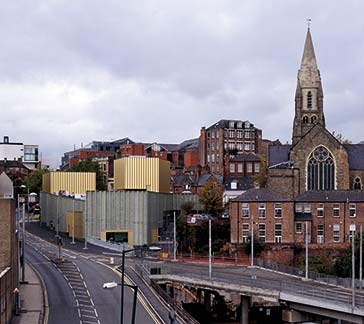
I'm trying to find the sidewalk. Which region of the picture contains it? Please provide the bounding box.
[12,262,47,324]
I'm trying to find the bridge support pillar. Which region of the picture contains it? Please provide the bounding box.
[240,295,250,324]
[204,290,211,312]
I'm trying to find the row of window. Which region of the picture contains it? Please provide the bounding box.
[242,222,349,244]
[242,202,361,219]
[241,223,282,243]
[242,203,282,218]
[296,202,358,217]
[230,163,260,174]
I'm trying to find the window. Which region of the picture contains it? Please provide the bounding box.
[237,130,243,139]
[207,155,210,163]
[311,115,317,123]
[258,203,266,218]
[237,122,243,128]
[244,142,251,151]
[211,143,215,151]
[258,224,266,242]
[211,131,215,139]
[244,122,250,129]
[237,141,243,150]
[237,163,243,173]
[229,130,235,138]
[295,222,303,234]
[228,141,235,150]
[254,163,260,173]
[231,182,237,190]
[242,203,249,218]
[333,204,340,217]
[354,177,362,190]
[230,164,235,173]
[274,203,282,218]
[216,131,219,139]
[350,225,356,243]
[317,203,324,217]
[211,154,215,162]
[303,116,309,124]
[349,203,356,217]
[307,146,335,190]
[242,223,249,243]
[333,224,340,242]
[229,121,235,128]
[24,146,39,162]
[275,223,282,243]
[247,163,253,173]
[245,131,250,139]
[295,203,302,213]
[317,224,324,243]
[307,91,312,110]
[304,203,311,213]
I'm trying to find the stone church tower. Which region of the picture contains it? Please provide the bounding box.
[292,28,325,145]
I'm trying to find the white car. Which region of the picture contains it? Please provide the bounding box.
[103,281,118,289]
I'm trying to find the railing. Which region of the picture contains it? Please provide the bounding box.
[255,258,363,289]
[147,263,364,310]
[134,264,199,324]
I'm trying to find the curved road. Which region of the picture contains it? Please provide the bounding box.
[26,234,160,324]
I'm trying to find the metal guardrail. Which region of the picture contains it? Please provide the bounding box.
[255,258,362,289]
[134,264,199,324]
[148,263,364,310]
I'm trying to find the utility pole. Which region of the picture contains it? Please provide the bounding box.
[305,221,309,280]
[250,215,254,267]
[360,224,363,289]
[352,226,356,309]
[173,211,177,261]
[209,218,212,280]
[84,195,88,250]
[21,201,26,283]
[71,198,75,244]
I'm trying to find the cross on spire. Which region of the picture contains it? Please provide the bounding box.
[307,18,312,30]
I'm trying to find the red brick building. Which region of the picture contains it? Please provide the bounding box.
[230,189,364,249]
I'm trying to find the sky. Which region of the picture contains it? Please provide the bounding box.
[1,1,363,168]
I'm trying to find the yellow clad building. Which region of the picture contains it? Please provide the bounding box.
[42,172,96,195]
[114,157,170,193]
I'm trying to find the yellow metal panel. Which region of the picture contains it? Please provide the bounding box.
[151,228,159,242]
[43,172,96,194]
[66,211,84,239]
[114,157,170,193]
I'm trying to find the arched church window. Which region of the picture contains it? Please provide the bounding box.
[311,115,317,123]
[354,177,362,190]
[302,116,309,124]
[307,146,335,190]
[307,91,312,110]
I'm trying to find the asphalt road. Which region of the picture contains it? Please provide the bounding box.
[26,232,161,324]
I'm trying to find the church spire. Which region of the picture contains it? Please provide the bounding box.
[292,26,325,145]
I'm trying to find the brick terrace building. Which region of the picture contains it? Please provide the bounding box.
[199,120,263,175]
[231,189,364,248]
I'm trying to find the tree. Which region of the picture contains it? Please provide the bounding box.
[253,158,267,188]
[68,158,106,190]
[198,177,223,216]
[24,168,48,194]
[332,131,352,144]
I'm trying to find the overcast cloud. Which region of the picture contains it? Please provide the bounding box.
[1,1,363,168]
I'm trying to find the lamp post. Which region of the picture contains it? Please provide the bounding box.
[17,184,28,284]
[209,218,212,280]
[250,215,254,267]
[305,221,309,280]
[121,248,135,324]
[351,225,356,309]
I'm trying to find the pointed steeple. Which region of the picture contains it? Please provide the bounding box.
[292,27,325,145]
[300,28,318,71]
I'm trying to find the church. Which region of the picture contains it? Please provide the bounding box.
[230,29,364,249]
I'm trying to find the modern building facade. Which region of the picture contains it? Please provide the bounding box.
[42,172,96,197]
[114,156,170,193]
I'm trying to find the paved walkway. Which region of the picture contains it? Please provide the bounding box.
[12,262,46,324]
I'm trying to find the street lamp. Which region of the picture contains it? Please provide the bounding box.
[17,184,28,284]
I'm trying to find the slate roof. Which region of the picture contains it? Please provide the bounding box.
[205,119,255,130]
[268,145,291,167]
[230,153,261,162]
[343,144,364,170]
[295,190,364,202]
[197,173,223,186]
[232,188,290,202]
[224,177,255,191]
[0,160,29,169]
[171,173,193,186]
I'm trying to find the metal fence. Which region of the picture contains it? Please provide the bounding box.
[146,262,364,310]
[255,258,362,289]
[134,264,199,324]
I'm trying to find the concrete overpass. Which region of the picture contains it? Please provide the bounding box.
[140,260,364,324]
